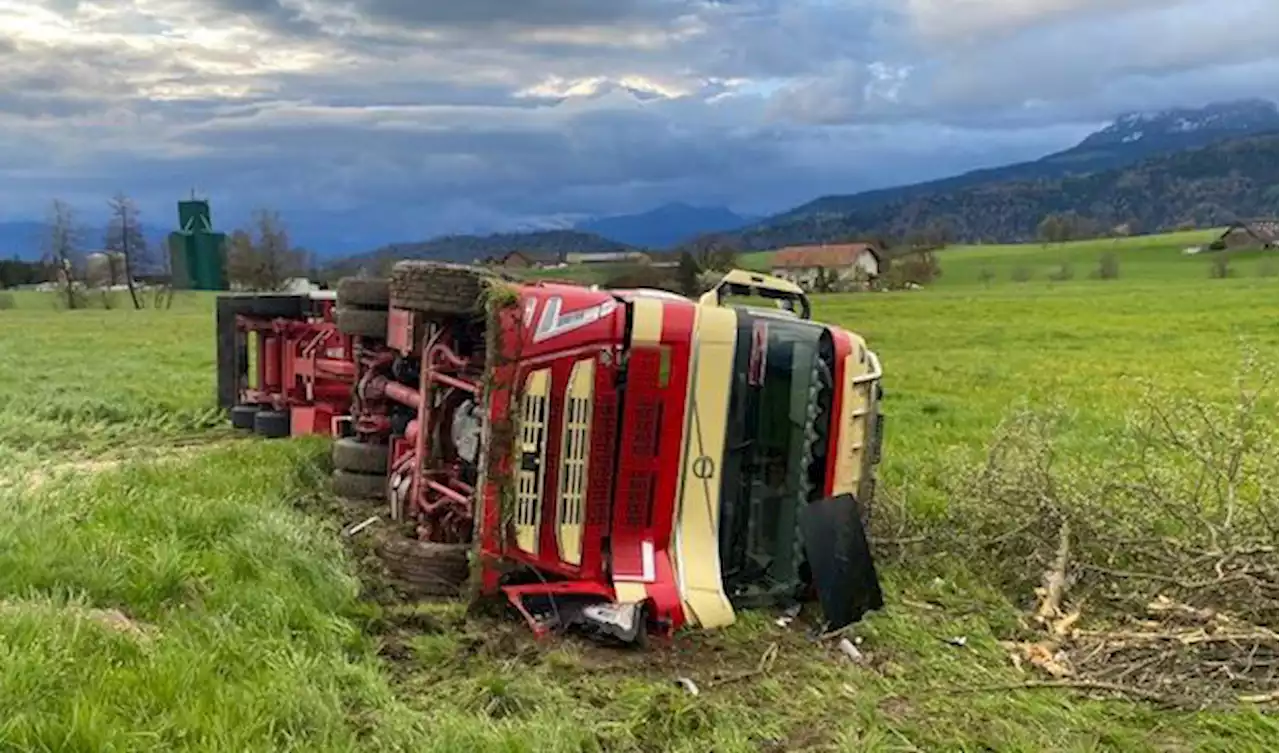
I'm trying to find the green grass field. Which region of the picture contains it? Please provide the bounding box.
[742,229,1280,287]
[0,234,1276,751]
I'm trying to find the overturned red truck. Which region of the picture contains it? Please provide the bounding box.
[216,263,885,642]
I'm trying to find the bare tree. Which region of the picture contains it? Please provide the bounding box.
[226,229,257,289]
[226,210,305,291]
[44,199,84,309]
[104,192,149,309]
[682,233,739,272]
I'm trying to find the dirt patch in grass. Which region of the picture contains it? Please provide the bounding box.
[0,436,239,492]
[0,600,157,642]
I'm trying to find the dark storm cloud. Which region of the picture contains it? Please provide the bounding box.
[205,0,698,30]
[0,0,1276,245]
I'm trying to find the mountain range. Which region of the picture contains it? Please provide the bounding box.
[349,97,1274,261]
[1,98,1275,264]
[744,98,1278,243]
[573,203,758,248]
[732,97,1280,247]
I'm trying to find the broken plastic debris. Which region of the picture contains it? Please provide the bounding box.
[675,677,700,695]
[343,517,376,535]
[837,637,865,663]
[944,635,968,648]
[775,603,803,627]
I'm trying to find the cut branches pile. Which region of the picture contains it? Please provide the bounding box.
[880,352,1278,709]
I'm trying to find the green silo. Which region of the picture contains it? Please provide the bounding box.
[168,198,228,290]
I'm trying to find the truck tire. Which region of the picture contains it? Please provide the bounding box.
[376,534,469,598]
[389,261,489,316]
[332,469,385,500]
[336,277,390,309]
[335,307,388,338]
[253,409,291,438]
[230,404,259,430]
[332,437,389,474]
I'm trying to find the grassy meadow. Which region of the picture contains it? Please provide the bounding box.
[0,233,1276,751]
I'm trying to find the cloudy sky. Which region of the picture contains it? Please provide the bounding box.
[1,0,1276,252]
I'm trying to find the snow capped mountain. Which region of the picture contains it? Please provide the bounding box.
[1080,99,1277,148]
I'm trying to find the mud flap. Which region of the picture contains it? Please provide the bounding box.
[799,493,884,631]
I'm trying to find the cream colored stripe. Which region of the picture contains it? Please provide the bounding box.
[630,297,664,345]
[671,304,737,629]
[614,581,648,604]
[831,331,871,498]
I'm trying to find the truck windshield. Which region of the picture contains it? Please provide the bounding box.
[718,313,834,604]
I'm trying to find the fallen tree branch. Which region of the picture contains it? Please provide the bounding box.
[707,642,779,688]
[1034,520,1071,625]
[958,679,1184,708]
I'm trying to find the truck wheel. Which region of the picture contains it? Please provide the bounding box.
[335,307,389,338]
[230,404,259,430]
[376,533,469,598]
[332,437,389,474]
[336,277,390,309]
[389,261,490,316]
[333,469,386,500]
[253,409,291,438]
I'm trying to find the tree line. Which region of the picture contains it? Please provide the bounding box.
[39,194,161,310]
[18,194,318,308]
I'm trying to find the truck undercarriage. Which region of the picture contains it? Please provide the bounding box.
[216,264,885,642]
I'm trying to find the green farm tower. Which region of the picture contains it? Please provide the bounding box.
[168,197,228,290]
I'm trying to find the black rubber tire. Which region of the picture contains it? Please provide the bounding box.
[336,277,390,309]
[253,409,291,438]
[332,469,386,500]
[389,261,490,315]
[332,437,389,474]
[376,533,470,598]
[230,404,259,430]
[335,307,389,338]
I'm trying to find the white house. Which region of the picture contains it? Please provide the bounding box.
[770,243,882,291]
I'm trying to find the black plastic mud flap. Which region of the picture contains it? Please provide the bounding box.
[799,493,884,631]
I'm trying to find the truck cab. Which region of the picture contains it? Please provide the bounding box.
[465,269,884,640]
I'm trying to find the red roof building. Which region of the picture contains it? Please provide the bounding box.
[770,243,882,291]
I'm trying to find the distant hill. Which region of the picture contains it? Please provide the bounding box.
[731,133,1278,248]
[327,229,632,276]
[752,98,1279,242]
[574,202,758,248]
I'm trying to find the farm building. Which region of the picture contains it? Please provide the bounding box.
[1216,219,1278,250]
[565,250,651,265]
[770,243,882,291]
[496,251,537,268]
